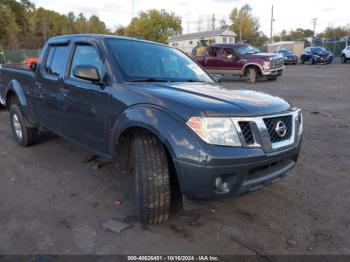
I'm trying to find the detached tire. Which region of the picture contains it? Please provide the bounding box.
[246,67,257,84]
[132,132,171,224]
[9,104,39,147]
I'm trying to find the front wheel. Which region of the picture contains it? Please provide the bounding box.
[9,104,39,147]
[246,67,257,84]
[132,132,171,224]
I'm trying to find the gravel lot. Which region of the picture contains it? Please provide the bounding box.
[0,61,349,255]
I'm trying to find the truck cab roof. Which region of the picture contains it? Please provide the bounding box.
[47,34,169,48]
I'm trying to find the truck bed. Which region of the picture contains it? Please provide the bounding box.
[0,65,35,106]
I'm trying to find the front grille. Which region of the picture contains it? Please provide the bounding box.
[271,58,284,68]
[263,115,292,143]
[238,121,254,145]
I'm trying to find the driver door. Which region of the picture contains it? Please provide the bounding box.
[219,48,242,73]
[61,42,111,154]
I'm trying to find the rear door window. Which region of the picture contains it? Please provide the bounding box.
[45,45,69,76]
[45,47,55,72]
[208,47,219,57]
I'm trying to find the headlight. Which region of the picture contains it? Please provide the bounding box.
[186,117,241,146]
[263,61,270,69]
[297,112,303,136]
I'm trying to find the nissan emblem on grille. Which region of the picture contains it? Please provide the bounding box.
[275,121,287,138]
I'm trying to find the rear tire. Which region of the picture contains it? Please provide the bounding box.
[341,55,346,63]
[9,104,39,147]
[132,132,171,224]
[246,67,257,84]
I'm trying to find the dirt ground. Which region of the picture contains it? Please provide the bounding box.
[0,61,350,255]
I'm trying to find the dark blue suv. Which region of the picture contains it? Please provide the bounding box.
[300,46,333,64]
[277,49,298,65]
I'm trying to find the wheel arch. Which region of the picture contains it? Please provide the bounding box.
[242,63,262,75]
[109,105,205,196]
[5,80,27,108]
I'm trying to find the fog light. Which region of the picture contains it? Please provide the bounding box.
[215,177,230,194]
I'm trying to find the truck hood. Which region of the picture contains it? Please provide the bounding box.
[312,51,332,56]
[243,53,282,61]
[131,82,291,119]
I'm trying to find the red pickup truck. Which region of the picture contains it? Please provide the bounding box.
[193,44,285,84]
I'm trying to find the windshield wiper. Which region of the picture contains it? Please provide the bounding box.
[128,78,170,82]
[185,79,205,82]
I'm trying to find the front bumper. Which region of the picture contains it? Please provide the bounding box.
[175,141,301,201]
[284,57,298,64]
[175,109,303,201]
[262,66,284,76]
[313,55,333,64]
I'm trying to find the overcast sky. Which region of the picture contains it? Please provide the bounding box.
[33,0,350,36]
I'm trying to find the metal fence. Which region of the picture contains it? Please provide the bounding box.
[312,37,349,56]
[0,49,40,64]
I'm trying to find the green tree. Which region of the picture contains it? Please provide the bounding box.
[114,25,126,36]
[124,9,182,44]
[0,4,19,49]
[74,13,89,33]
[318,26,349,38]
[88,15,109,34]
[229,4,260,43]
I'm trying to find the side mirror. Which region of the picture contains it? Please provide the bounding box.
[73,65,101,83]
[227,54,239,61]
[30,62,37,72]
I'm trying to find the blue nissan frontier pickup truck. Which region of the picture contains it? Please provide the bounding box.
[0,35,303,224]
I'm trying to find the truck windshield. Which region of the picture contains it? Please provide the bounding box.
[106,38,213,83]
[311,47,326,52]
[239,45,260,55]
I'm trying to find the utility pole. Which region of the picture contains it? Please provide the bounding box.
[212,14,216,31]
[311,18,317,37]
[43,16,47,43]
[270,5,274,43]
[132,0,135,19]
[239,17,243,43]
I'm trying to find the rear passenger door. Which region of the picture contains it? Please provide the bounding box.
[35,44,70,132]
[203,47,221,73]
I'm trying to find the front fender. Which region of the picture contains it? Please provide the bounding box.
[109,105,205,165]
[242,63,263,74]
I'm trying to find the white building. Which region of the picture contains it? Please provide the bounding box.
[168,29,236,54]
